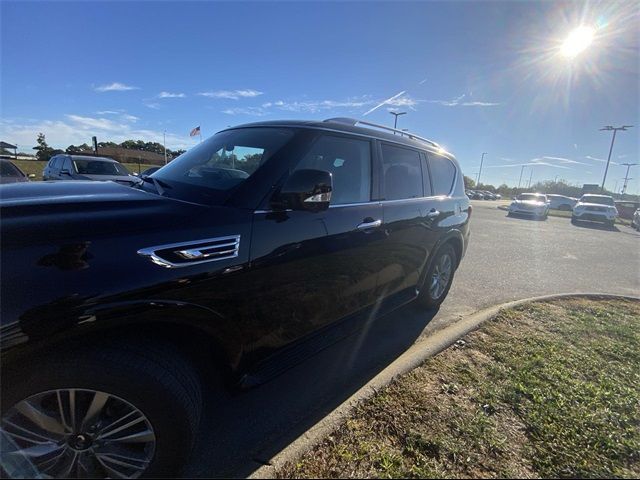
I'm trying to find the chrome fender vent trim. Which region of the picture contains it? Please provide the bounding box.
[138,235,240,268]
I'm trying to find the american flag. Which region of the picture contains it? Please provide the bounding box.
[189,126,201,137]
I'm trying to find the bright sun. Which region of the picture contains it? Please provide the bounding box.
[560,26,595,58]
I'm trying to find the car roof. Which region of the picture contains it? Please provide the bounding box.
[581,194,612,198]
[221,119,456,160]
[66,155,119,163]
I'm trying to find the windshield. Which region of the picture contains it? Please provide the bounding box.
[580,195,614,206]
[517,194,546,202]
[152,127,294,201]
[73,159,130,176]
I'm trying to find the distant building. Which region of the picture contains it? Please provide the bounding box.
[0,141,17,159]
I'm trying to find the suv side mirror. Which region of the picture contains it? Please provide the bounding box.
[272,169,333,212]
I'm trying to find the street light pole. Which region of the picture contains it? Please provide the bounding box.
[527,167,534,189]
[389,111,406,133]
[476,152,487,186]
[620,163,638,195]
[518,165,526,189]
[599,125,633,192]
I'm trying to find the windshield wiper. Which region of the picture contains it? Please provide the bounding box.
[141,175,172,196]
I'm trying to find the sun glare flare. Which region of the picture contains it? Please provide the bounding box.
[560,26,595,58]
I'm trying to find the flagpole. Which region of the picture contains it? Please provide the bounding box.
[163,131,167,165]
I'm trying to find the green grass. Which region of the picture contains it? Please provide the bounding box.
[12,160,157,179]
[278,298,640,479]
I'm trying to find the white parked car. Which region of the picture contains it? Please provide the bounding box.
[572,194,617,227]
[632,208,640,231]
[546,194,577,211]
[508,193,549,219]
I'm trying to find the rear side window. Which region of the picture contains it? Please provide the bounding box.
[50,156,61,169]
[381,143,423,200]
[62,157,73,172]
[295,135,371,205]
[0,161,22,177]
[428,153,456,196]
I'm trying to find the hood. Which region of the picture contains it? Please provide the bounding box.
[79,174,141,185]
[576,202,615,208]
[0,181,208,246]
[1,180,153,209]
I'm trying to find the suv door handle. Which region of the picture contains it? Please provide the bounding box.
[426,209,440,218]
[356,219,382,231]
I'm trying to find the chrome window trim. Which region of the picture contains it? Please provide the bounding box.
[137,235,240,268]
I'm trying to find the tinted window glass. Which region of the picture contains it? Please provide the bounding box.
[381,143,423,200]
[73,160,129,176]
[0,161,22,177]
[50,157,61,169]
[428,153,456,196]
[295,135,371,205]
[155,128,293,194]
[62,158,73,172]
[421,153,432,196]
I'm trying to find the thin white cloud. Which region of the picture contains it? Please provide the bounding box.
[144,102,161,110]
[268,98,373,114]
[363,91,407,116]
[121,114,139,123]
[418,77,428,85]
[0,116,192,150]
[94,82,139,92]
[536,156,588,165]
[427,93,500,107]
[158,91,186,98]
[198,89,263,100]
[95,110,122,115]
[222,107,269,116]
[586,155,619,165]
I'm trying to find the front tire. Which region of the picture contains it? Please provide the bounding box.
[1,339,202,478]
[416,243,457,309]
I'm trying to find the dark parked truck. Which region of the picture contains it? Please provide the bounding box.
[0,118,471,477]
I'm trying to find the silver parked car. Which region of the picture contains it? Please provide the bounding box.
[572,194,617,228]
[43,154,141,186]
[546,194,577,211]
[631,208,640,231]
[508,193,549,219]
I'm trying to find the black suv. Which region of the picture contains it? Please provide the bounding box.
[0,118,470,477]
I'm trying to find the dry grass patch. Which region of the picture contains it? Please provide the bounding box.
[278,298,640,479]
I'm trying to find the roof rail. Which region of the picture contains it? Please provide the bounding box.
[324,117,440,148]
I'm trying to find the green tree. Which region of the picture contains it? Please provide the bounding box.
[33,133,61,162]
[463,175,476,189]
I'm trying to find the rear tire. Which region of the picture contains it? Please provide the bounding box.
[1,339,203,478]
[416,243,457,309]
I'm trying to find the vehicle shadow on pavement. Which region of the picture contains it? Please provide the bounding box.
[571,221,619,232]
[183,302,438,478]
[505,214,547,221]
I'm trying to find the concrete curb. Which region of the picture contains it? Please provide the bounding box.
[249,293,639,479]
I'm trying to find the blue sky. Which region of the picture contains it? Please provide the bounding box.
[1,1,638,192]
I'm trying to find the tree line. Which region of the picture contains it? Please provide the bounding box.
[464,175,638,202]
[32,133,186,162]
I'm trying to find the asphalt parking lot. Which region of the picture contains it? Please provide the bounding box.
[185,200,639,478]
